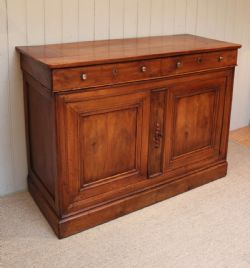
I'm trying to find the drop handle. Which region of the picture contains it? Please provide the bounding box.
[141,66,147,72]
[81,73,87,81]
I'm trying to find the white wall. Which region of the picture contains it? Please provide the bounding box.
[1,0,250,196]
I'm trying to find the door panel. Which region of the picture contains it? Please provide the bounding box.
[57,89,150,213]
[173,90,215,156]
[79,108,137,185]
[164,75,227,172]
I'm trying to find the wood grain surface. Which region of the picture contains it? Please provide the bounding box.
[16,34,241,68]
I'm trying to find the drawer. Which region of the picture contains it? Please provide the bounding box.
[116,59,161,83]
[53,64,115,91]
[162,50,238,76]
[52,59,161,91]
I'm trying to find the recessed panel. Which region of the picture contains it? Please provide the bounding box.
[80,108,137,185]
[173,91,215,157]
[28,85,55,196]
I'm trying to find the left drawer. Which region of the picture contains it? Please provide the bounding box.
[52,58,162,92]
[53,64,116,91]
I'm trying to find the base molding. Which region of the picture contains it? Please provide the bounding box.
[29,161,227,238]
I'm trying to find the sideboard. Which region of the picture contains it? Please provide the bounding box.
[16,34,241,238]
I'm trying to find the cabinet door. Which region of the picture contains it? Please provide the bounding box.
[164,74,227,173]
[56,89,150,213]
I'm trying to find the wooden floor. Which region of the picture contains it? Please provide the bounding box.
[230,126,250,148]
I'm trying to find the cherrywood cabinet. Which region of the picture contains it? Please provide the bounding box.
[17,35,240,238]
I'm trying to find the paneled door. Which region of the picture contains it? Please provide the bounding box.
[56,89,150,213]
[163,73,228,173]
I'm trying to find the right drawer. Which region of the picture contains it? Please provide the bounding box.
[162,50,238,75]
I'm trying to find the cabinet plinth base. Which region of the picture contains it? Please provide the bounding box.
[28,161,227,239]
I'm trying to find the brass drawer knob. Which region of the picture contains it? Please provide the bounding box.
[218,56,224,62]
[176,61,182,68]
[81,73,87,81]
[141,66,147,72]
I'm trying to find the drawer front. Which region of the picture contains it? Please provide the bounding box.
[53,64,115,91]
[116,59,161,83]
[53,50,237,91]
[162,50,237,76]
[53,59,161,91]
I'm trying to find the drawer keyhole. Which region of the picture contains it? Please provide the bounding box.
[197,57,202,63]
[113,68,119,77]
[141,66,147,72]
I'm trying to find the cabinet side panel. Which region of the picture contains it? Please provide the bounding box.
[25,75,56,199]
[219,69,235,159]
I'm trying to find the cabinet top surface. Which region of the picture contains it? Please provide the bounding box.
[16,34,241,69]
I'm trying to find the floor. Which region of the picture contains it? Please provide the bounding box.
[1,141,250,267]
[230,126,250,148]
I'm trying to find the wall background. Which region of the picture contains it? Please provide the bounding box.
[1,0,250,196]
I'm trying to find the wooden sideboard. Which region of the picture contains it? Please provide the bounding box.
[16,34,241,238]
